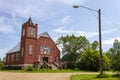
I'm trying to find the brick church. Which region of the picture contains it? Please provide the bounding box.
[6,18,60,69]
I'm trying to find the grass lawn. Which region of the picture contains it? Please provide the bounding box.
[70,74,120,80]
[0,69,87,73]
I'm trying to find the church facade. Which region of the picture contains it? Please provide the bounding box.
[6,18,60,69]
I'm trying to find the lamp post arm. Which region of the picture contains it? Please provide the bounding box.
[73,5,98,12]
[79,6,98,12]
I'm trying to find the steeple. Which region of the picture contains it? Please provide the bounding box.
[28,17,32,24]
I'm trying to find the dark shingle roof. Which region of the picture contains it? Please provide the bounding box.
[7,32,51,54]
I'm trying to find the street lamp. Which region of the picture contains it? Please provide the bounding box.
[73,5,103,75]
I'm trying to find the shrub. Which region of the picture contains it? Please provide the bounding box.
[77,50,110,71]
[3,66,21,70]
[67,62,76,70]
[26,66,34,71]
[74,68,79,71]
[0,61,4,69]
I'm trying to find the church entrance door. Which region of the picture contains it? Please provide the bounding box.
[43,57,48,63]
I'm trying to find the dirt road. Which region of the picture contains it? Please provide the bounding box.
[0,72,112,80]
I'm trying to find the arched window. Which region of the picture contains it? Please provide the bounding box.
[40,45,50,54]
[29,27,35,36]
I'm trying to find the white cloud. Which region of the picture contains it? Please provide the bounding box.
[53,27,117,38]
[58,16,70,25]
[0,48,10,59]
[0,17,14,34]
[0,0,86,20]
[53,27,98,37]
[52,16,71,26]
[102,28,117,34]
[53,26,73,34]
[0,12,22,34]
[103,37,120,45]
[45,0,85,5]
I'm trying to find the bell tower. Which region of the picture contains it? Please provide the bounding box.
[20,18,38,65]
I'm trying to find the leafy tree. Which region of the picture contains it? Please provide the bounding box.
[106,39,120,74]
[61,54,77,69]
[57,35,109,71]
[77,50,109,71]
[57,35,90,62]
[91,40,99,50]
[57,35,90,69]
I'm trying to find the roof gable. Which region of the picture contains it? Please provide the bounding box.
[7,32,53,54]
[7,43,20,54]
[38,32,51,38]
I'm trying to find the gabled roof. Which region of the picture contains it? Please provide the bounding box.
[7,32,51,54]
[7,43,20,54]
[38,32,51,38]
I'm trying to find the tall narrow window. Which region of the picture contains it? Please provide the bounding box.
[23,29,25,36]
[16,53,20,61]
[29,28,35,36]
[48,47,50,54]
[43,45,47,54]
[21,48,24,56]
[29,45,33,54]
[7,55,9,63]
[11,54,14,62]
[40,46,43,54]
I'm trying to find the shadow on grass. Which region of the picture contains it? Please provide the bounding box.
[96,74,110,78]
[70,74,120,80]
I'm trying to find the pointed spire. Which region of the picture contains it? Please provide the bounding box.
[28,17,32,24]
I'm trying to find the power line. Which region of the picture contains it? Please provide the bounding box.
[89,10,98,19]
[101,13,120,33]
[88,9,120,33]
[80,6,120,34]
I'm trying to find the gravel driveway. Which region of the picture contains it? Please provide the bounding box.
[0,71,111,80]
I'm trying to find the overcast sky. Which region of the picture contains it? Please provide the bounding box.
[0,0,120,59]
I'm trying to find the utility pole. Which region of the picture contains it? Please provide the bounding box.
[73,5,103,75]
[98,9,103,75]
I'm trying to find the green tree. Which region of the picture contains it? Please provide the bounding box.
[106,39,120,74]
[77,50,109,71]
[91,40,99,50]
[57,35,90,69]
[57,35,90,62]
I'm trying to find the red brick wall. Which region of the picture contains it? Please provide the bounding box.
[36,37,60,64]
[23,38,37,64]
[6,20,60,66]
[20,22,38,64]
[6,51,20,65]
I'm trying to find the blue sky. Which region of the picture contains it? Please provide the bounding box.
[0,0,120,59]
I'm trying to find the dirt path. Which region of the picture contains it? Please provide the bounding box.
[0,72,113,80]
